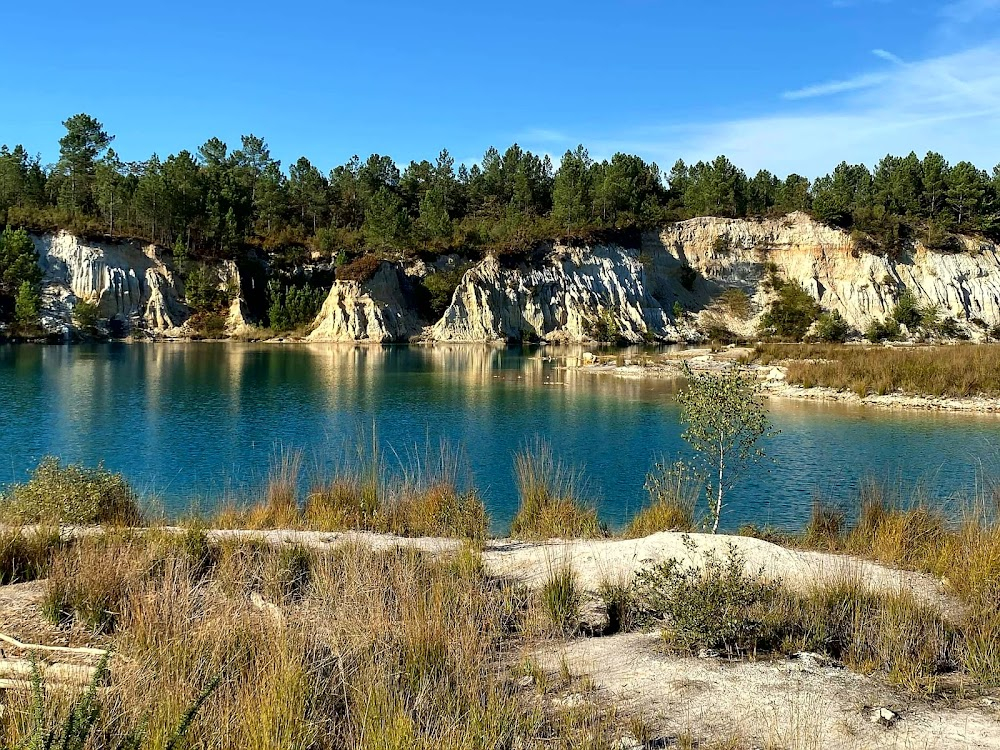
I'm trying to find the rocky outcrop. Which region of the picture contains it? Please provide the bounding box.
[647,212,1000,336]
[35,232,188,336]
[308,262,422,342]
[430,246,682,343]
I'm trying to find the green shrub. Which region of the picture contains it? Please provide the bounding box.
[718,288,751,320]
[183,263,225,311]
[813,310,851,343]
[634,540,780,656]
[267,282,326,331]
[891,288,922,329]
[584,308,625,344]
[1,456,142,525]
[73,298,101,332]
[421,264,469,319]
[759,280,819,340]
[865,318,901,343]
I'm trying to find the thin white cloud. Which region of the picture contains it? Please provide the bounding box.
[871,48,905,65]
[520,43,1000,177]
[783,72,889,100]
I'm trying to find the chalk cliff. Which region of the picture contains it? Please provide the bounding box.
[430,246,680,343]
[425,213,1000,342]
[307,261,423,342]
[646,212,1000,337]
[35,232,188,336]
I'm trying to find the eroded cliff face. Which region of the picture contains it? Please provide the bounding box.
[35,232,188,336]
[645,212,1000,335]
[430,246,681,343]
[308,262,423,342]
[423,213,1000,343]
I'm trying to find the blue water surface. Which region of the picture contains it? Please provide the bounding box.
[2,343,997,532]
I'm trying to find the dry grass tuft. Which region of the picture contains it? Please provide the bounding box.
[510,439,605,540]
[0,526,62,584]
[625,460,700,537]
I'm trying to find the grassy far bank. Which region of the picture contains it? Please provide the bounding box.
[750,342,1000,398]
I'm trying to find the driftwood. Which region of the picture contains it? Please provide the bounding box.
[0,632,108,692]
[0,632,108,657]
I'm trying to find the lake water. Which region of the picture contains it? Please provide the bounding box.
[2,343,998,532]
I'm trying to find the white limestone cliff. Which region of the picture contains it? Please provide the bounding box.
[307,262,422,342]
[647,212,1000,336]
[427,213,1000,343]
[34,232,188,336]
[430,246,677,343]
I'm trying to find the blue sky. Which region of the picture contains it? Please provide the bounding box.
[2,0,1000,178]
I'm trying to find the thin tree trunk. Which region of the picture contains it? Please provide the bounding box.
[713,445,724,534]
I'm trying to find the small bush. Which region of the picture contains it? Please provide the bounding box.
[634,541,780,656]
[1,456,142,525]
[891,288,922,329]
[336,254,383,283]
[812,310,851,343]
[759,280,819,340]
[584,308,626,345]
[718,288,751,320]
[865,318,901,343]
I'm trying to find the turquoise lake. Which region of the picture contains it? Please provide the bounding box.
[1,342,998,532]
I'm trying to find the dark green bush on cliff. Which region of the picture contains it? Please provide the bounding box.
[759,280,820,340]
[420,264,470,319]
[1,457,142,525]
[812,310,851,343]
[267,282,326,331]
[336,254,383,283]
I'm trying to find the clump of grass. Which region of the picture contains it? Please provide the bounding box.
[1,456,143,525]
[246,448,304,528]
[752,342,1000,397]
[304,435,489,538]
[625,459,699,537]
[802,498,845,550]
[0,526,62,584]
[791,476,1000,688]
[540,560,581,635]
[772,577,960,694]
[510,439,605,539]
[42,533,144,631]
[598,574,638,634]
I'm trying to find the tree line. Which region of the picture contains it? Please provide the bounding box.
[3,113,1000,330]
[3,114,1000,261]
